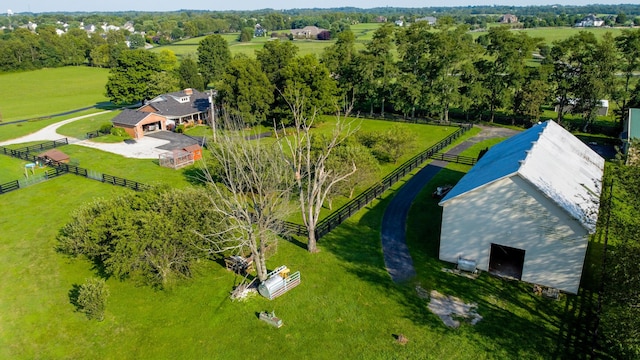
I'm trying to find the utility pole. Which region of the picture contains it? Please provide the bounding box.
[209,89,217,143]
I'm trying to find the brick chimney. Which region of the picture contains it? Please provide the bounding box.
[184,88,193,95]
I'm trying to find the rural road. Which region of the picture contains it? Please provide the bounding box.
[381,126,520,283]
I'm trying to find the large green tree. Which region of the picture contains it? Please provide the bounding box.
[148,72,180,97]
[105,49,162,105]
[58,187,220,288]
[548,32,616,131]
[358,23,396,117]
[395,18,477,121]
[321,30,360,107]
[615,29,640,124]
[256,39,298,121]
[197,34,231,87]
[281,55,338,119]
[177,56,205,91]
[513,67,551,125]
[481,26,538,123]
[157,49,179,72]
[217,55,274,126]
[598,165,640,359]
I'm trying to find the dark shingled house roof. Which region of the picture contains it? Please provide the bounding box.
[144,89,210,117]
[111,109,154,126]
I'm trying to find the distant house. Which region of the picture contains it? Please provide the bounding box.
[394,20,404,27]
[20,21,38,32]
[290,26,327,39]
[621,108,640,164]
[555,99,609,116]
[575,14,604,27]
[82,23,96,33]
[438,120,604,294]
[415,16,437,25]
[102,23,120,32]
[254,24,265,37]
[375,16,387,23]
[499,14,518,24]
[123,21,135,33]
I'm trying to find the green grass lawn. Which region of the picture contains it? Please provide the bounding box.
[0,125,597,358]
[0,67,110,123]
[403,135,598,358]
[50,144,196,188]
[471,26,624,46]
[276,117,461,223]
[153,25,379,60]
[0,156,48,183]
[157,24,625,65]
[0,108,107,142]
[56,111,121,139]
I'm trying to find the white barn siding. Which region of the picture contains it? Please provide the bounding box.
[440,177,588,294]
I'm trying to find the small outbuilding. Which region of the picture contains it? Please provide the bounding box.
[555,99,608,117]
[38,149,70,164]
[438,120,604,294]
[183,144,202,161]
[159,150,194,169]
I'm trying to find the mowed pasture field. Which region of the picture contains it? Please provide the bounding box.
[0,67,110,123]
[0,125,582,358]
[472,26,626,45]
[152,23,385,60]
[155,23,626,63]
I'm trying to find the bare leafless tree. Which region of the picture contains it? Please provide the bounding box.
[277,90,360,253]
[197,117,293,281]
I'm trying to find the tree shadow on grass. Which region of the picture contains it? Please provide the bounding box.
[68,283,82,311]
[182,166,208,187]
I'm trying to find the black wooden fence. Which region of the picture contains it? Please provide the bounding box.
[430,153,477,166]
[0,139,149,194]
[102,174,149,191]
[0,180,19,194]
[0,138,69,158]
[284,123,474,240]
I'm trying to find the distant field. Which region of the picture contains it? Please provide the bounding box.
[153,36,336,59]
[155,24,627,62]
[350,22,384,42]
[152,24,385,60]
[0,67,110,123]
[472,26,626,45]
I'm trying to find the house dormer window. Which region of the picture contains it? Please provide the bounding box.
[178,96,190,103]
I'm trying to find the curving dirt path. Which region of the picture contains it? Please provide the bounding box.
[381,126,520,283]
[0,111,171,159]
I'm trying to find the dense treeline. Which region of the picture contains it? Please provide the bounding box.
[598,163,640,359]
[99,21,640,133]
[1,4,640,72]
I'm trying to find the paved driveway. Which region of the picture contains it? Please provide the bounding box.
[381,126,520,283]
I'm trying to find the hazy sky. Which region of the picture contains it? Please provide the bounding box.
[5,1,633,13]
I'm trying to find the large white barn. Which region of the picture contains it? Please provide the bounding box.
[438,120,604,294]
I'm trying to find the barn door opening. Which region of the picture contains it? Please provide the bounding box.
[489,244,525,280]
